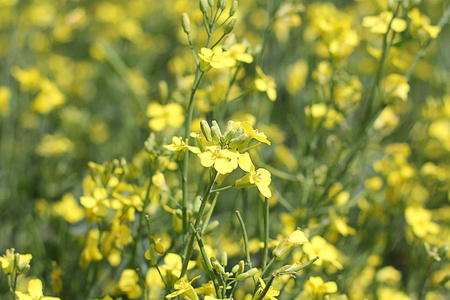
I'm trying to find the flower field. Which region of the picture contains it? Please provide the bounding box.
[0,0,449,299]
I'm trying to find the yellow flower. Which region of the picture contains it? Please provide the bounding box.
[11,67,41,91]
[302,236,343,270]
[36,134,74,157]
[53,193,85,224]
[146,102,185,132]
[160,253,196,278]
[362,11,407,34]
[233,121,271,146]
[408,8,440,39]
[382,74,410,102]
[0,249,32,275]
[255,66,277,101]
[166,276,200,300]
[0,86,11,116]
[272,229,308,259]
[32,80,66,114]
[15,278,60,300]
[405,206,440,239]
[198,48,230,72]
[252,278,280,300]
[223,44,254,67]
[235,164,272,198]
[117,269,142,299]
[303,276,338,298]
[198,145,239,174]
[79,228,103,268]
[164,136,200,160]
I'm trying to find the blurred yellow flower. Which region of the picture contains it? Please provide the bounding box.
[11,67,41,91]
[117,269,142,299]
[255,66,277,101]
[32,80,66,114]
[0,86,11,116]
[382,74,410,102]
[363,11,407,34]
[303,236,343,270]
[253,278,280,300]
[405,206,440,239]
[272,229,308,259]
[16,278,60,300]
[164,136,200,160]
[302,276,338,298]
[286,60,308,95]
[223,44,254,67]
[408,8,441,39]
[146,102,185,131]
[36,134,73,157]
[53,193,85,224]
[79,228,103,268]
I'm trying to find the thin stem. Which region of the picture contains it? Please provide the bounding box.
[189,223,221,296]
[260,256,276,279]
[156,264,171,294]
[180,170,219,277]
[181,69,205,236]
[202,192,219,235]
[211,184,235,193]
[254,274,276,300]
[187,32,199,66]
[235,211,251,267]
[262,198,270,269]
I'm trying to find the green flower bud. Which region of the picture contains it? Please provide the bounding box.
[236,268,258,281]
[230,1,238,16]
[200,0,210,19]
[229,133,249,149]
[231,264,240,273]
[222,33,236,51]
[224,17,237,34]
[211,120,223,142]
[218,0,227,10]
[221,251,228,266]
[208,0,214,8]
[201,120,213,142]
[181,13,191,34]
[212,259,225,274]
[237,260,245,275]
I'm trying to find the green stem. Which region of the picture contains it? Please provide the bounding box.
[181,68,205,236]
[254,274,275,300]
[180,170,218,277]
[260,256,276,279]
[189,223,221,296]
[262,198,270,269]
[211,185,235,193]
[235,211,251,267]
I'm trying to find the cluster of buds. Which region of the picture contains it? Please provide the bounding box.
[210,252,258,282]
[0,248,32,275]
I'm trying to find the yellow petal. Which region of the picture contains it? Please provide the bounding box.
[28,279,44,299]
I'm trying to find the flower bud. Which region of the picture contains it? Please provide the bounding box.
[231,264,240,273]
[181,13,191,34]
[222,34,236,51]
[208,0,214,8]
[224,17,237,34]
[236,268,258,281]
[201,120,213,142]
[229,133,249,149]
[218,0,227,10]
[236,260,245,275]
[230,1,238,16]
[212,259,225,274]
[200,0,210,19]
[211,120,223,142]
[273,229,309,260]
[221,251,228,266]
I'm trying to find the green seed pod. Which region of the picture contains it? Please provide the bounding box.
[230,1,238,16]
[181,13,190,33]
[224,17,237,34]
[201,120,213,142]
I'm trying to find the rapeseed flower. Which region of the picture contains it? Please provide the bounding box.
[302,236,343,270]
[36,134,73,157]
[198,145,239,174]
[408,8,440,39]
[146,102,185,131]
[79,228,103,268]
[255,66,277,101]
[198,48,231,72]
[252,278,280,300]
[0,86,11,116]
[362,11,407,34]
[235,164,272,198]
[117,269,142,299]
[405,206,440,239]
[0,249,32,274]
[272,229,308,259]
[53,193,85,224]
[222,44,254,66]
[301,276,338,299]
[15,278,60,300]
[164,136,200,160]
[166,276,200,300]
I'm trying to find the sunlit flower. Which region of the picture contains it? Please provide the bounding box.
[36,134,74,157]
[223,44,254,67]
[198,48,230,72]
[15,278,60,300]
[235,164,272,198]
[303,276,338,298]
[117,269,142,299]
[405,206,440,239]
[0,249,32,275]
[302,236,343,270]
[79,228,103,268]
[53,193,85,224]
[255,66,277,101]
[164,136,200,160]
[252,278,280,300]
[408,8,440,39]
[198,145,239,174]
